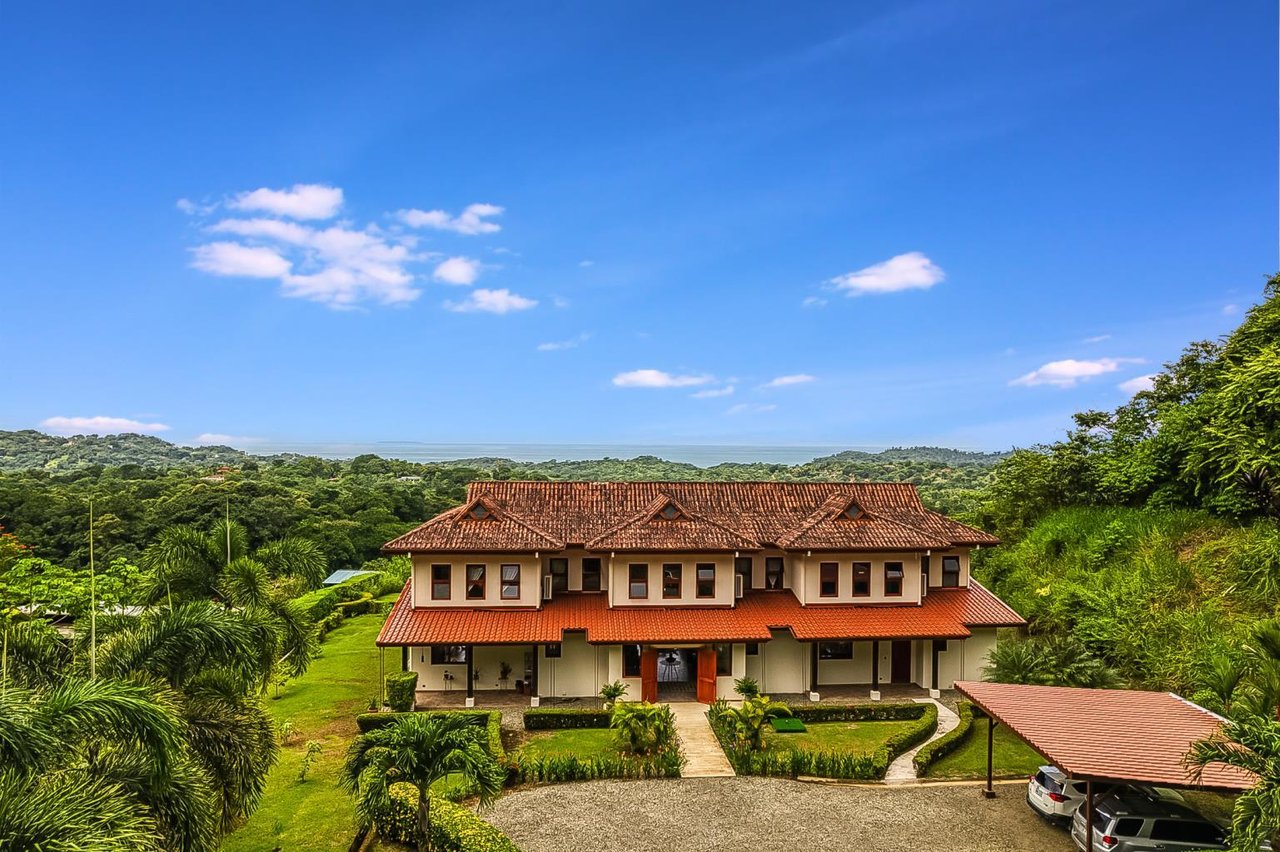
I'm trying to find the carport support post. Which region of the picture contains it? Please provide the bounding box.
[1085,781,1094,852]
[982,716,998,799]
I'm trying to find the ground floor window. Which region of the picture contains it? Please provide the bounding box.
[431,645,469,664]
[544,643,562,658]
[818,641,853,660]
[745,642,759,656]
[623,643,642,677]
[713,643,732,676]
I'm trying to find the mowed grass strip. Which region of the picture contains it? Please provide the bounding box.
[224,598,395,852]
[923,717,1045,780]
[762,720,920,755]
[516,728,621,760]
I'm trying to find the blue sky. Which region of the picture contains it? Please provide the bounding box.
[2,1,1275,452]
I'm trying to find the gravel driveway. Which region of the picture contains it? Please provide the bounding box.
[486,778,1073,852]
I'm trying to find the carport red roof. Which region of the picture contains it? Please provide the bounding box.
[955,681,1256,791]
[376,580,1024,646]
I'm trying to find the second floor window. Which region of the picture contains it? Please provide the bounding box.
[662,564,682,598]
[819,562,839,597]
[431,564,450,599]
[549,558,569,592]
[852,562,871,596]
[466,564,486,599]
[696,563,716,598]
[629,564,648,598]
[884,562,904,596]
[942,556,961,587]
[765,557,784,590]
[500,564,520,600]
[582,558,602,592]
[734,556,753,592]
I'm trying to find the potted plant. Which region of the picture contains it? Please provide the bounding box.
[498,661,513,689]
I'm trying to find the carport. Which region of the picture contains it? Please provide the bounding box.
[955,681,1255,852]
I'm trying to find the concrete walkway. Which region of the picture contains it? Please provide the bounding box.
[884,698,959,784]
[668,702,735,778]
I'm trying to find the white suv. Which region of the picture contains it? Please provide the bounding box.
[1027,766,1184,824]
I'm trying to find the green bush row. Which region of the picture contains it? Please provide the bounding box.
[371,783,518,852]
[522,708,612,730]
[913,701,974,774]
[509,749,683,784]
[356,710,505,764]
[787,701,930,723]
[709,703,938,780]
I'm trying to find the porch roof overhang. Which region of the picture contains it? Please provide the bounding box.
[954,680,1256,792]
[375,581,1023,647]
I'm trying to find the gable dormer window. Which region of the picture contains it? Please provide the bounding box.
[656,502,683,521]
[841,501,866,521]
[469,504,489,520]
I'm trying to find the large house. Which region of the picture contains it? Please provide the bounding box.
[376,481,1024,705]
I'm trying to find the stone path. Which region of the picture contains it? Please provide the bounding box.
[667,702,735,778]
[884,697,959,784]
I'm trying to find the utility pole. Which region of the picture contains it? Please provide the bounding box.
[89,498,97,680]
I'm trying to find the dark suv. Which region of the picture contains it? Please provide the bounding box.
[1070,792,1227,851]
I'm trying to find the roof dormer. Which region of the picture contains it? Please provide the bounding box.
[655,501,684,521]
[458,496,500,521]
[839,500,867,521]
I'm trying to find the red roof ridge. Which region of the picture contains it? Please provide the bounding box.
[584,491,762,551]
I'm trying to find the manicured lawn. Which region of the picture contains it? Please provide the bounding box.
[223,599,396,852]
[923,717,1046,780]
[762,720,920,755]
[516,728,621,760]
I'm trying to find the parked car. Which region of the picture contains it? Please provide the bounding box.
[1070,792,1227,851]
[1027,766,1183,824]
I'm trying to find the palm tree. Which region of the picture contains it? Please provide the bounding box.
[0,678,220,852]
[341,714,505,852]
[1186,714,1280,852]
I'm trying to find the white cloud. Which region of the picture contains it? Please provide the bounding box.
[828,251,945,296]
[763,373,816,388]
[578,259,595,268]
[537,333,591,352]
[691,385,735,398]
[1223,303,1240,316]
[229,184,343,220]
[726,403,777,415]
[1083,334,1111,344]
[1118,374,1156,395]
[1011,357,1144,388]
[433,256,482,286]
[444,288,537,314]
[552,296,571,309]
[802,296,828,308]
[191,242,292,278]
[397,203,503,235]
[612,369,713,388]
[194,433,264,446]
[42,415,170,435]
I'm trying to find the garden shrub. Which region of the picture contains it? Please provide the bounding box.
[293,587,338,622]
[787,702,927,723]
[356,710,504,764]
[385,671,419,712]
[371,783,518,852]
[336,591,376,616]
[523,708,612,730]
[509,749,683,784]
[913,701,974,773]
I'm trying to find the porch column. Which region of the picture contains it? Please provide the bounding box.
[401,646,409,672]
[530,644,540,706]
[871,640,880,684]
[465,645,475,704]
[809,642,819,696]
[931,640,941,691]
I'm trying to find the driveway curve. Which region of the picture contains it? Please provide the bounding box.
[485,777,1071,852]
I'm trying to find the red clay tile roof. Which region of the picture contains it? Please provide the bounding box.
[955,681,1255,791]
[383,481,999,553]
[376,580,1023,646]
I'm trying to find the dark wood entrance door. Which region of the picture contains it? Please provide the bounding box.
[890,641,912,684]
[640,648,658,702]
[696,647,717,703]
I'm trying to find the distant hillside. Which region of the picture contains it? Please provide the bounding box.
[0,430,252,471]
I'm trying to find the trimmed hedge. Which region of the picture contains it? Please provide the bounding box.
[509,749,683,784]
[913,701,974,774]
[372,784,518,852]
[386,671,419,712]
[709,701,938,780]
[523,708,612,730]
[293,588,339,622]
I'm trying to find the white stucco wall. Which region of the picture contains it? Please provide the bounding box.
[760,631,808,694]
